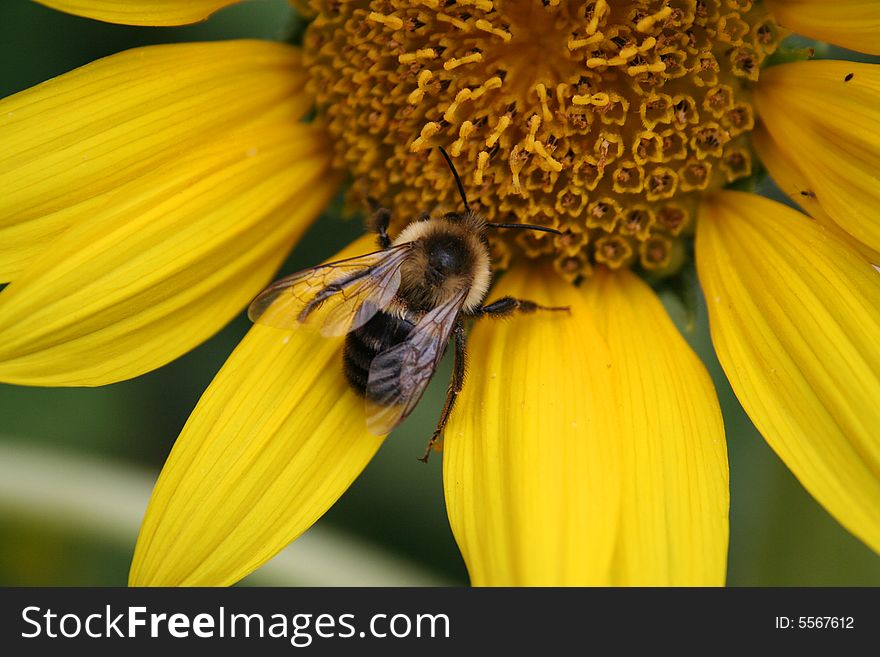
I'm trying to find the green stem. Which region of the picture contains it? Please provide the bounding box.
[0,440,448,586]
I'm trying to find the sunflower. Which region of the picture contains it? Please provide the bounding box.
[1,0,878,587]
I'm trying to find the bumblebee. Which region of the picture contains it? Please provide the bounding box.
[249,148,567,461]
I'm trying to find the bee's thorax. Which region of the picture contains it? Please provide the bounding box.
[392,213,491,313]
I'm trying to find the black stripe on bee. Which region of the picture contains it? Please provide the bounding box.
[343,310,415,397]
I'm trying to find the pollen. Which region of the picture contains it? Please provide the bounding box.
[304,1,780,280]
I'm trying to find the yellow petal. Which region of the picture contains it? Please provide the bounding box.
[755,61,880,256]
[443,266,620,586]
[764,0,880,55]
[581,270,729,586]
[697,191,880,554]
[130,237,384,587]
[0,121,339,386]
[0,40,311,281]
[751,124,880,264]
[35,0,242,26]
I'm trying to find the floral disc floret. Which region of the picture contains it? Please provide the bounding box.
[304,0,780,280]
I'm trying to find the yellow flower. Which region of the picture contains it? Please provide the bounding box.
[1,0,878,586]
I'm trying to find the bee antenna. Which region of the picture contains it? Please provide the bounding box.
[437,146,471,214]
[486,222,563,236]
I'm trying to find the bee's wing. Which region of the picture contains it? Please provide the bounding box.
[247,243,412,337]
[365,289,467,435]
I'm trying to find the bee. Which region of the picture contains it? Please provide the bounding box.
[248,148,567,462]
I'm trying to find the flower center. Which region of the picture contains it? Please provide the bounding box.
[304,0,780,279]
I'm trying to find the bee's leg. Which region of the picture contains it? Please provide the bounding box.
[367,197,392,248]
[419,320,467,464]
[473,296,570,318]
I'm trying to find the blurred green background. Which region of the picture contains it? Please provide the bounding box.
[1,0,878,586]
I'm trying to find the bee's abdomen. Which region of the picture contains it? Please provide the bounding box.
[343,311,413,398]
